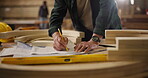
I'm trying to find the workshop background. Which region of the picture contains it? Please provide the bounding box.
[0,0,148,30]
[0,0,148,78]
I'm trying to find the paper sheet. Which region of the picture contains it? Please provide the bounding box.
[0,42,32,57]
[30,40,76,55]
[0,48,16,56]
[0,40,84,57]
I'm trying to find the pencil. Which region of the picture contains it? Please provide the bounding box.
[58,28,69,51]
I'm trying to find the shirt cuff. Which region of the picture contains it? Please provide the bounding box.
[48,26,59,37]
[93,28,105,38]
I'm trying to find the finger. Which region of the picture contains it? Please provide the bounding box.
[74,44,79,50]
[57,36,63,43]
[74,43,79,51]
[53,36,66,51]
[57,37,66,46]
[53,45,62,51]
[74,42,87,52]
[75,44,83,52]
[54,40,65,50]
[78,44,87,52]
[84,47,91,53]
[53,42,63,51]
[54,42,66,51]
[55,37,65,46]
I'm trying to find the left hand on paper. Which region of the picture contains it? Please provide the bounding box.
[74,41,99,53]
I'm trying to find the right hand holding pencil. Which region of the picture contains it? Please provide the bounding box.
[52,32,68,51]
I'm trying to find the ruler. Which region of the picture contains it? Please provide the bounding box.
[1,54,107,65]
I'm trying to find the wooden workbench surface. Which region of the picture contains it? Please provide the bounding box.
[0,48,147,78]
[0,59,147,78]
[0,51,148,78]
[0,30,148,78]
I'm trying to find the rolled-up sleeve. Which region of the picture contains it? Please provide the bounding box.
[93,0,122,37]
[48,0,67,37]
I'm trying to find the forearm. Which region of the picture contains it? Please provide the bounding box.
[93,0,118,37]
[49,0,67,37]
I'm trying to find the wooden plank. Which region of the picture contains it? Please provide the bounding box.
[106,34,148,38]
[106,30,148,37]
[13,30,83,43]
[105,39,116,44]
[66,37,82,44]
[124,23,148,30]
[132,14,148,19]
[16,35,81,46]
[3,20,37,24]
[31,37,81,46]
[106,30,148,35]
[105,30,148,44]
[31,40,54,46]
[0,30,48,39]
[62,30,85,38]
[15,34,51,43]
[108,37,148,61]
[0,30,84,39]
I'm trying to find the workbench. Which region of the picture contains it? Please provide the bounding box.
[0,29,148,78]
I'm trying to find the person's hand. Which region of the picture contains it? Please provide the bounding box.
[52,32,68,51]
[74,41,99,53]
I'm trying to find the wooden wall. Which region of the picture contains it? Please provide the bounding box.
[0,0,54,20]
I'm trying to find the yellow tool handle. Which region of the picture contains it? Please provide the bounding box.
[1,54,107,65]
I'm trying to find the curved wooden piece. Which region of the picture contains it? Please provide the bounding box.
[15,35,51,43]
[0,61,146,78]
[0,30,48,39]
